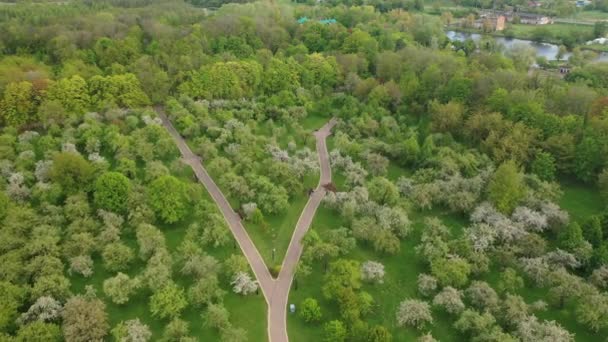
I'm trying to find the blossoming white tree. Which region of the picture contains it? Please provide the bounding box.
[396,299,433,329]
[361,261,385,284]
[231,272,258,295]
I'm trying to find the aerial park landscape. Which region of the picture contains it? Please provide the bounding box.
[1,0,608,341]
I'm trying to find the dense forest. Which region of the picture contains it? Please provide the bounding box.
[1,0,608,341]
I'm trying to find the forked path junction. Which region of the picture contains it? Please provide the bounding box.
[157,107,336,342]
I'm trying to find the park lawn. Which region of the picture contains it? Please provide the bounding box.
[583,43,608,52]
[505,23,593,42]
[572,10,608,22]
[287,205,470,341]
[559,177,605,224]
[288,168,608,341]
[70,166,267,342]
[387,161,413,182]
[244,173,319,268]
[288,203,608,341]
[302,113,331,132]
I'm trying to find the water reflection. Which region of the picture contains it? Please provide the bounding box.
[446,31,608,62]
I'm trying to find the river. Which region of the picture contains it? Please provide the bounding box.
[446,30,608,62]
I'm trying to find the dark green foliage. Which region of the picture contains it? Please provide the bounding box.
[94,172,131,213]
[575,137,603,183]
[50,152,95,194]
[531,152,557,182]
[148,175,189,224]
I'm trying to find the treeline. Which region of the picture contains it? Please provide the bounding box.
[1,0,608,186]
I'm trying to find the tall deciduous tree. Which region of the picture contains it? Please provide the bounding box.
[149,283,188,320]
[396,299,433,330]
[62,295,109,342]
[0,81,37,127]
[488,161,526,214]
[148,175,189,224]
[94,172,131,213]
[50,152,94,194]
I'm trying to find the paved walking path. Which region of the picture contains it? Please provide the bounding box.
[157,107,336,342]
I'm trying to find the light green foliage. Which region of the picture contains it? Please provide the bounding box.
[0,282,27,331]
[367,177,399,206]
[180,61,262,100]
[150,283,188,320]
[102,243,134,272]
[88,73,150,109]
[94,172,131,213]
[0,81,37,126]
[103,273,140,305]
[430,257,471,288]
[488,161,527,214]
[322,259,361,299]
[497,268,524,294]
[261,57,301,94]
[323,320,347,342]
[148,175,189,224]
[45,75,89,115]
[342,28,378,60]
[301,53,339,90]
[16,321,61,342]
[366,325,392,342]
[299,298,322,323]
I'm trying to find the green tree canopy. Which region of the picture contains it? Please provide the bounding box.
[148,175,189,224]
[94,172,131,213]
[488,160,526,214]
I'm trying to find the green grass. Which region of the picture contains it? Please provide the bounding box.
[244,173,319,268]
[302,113,331,132]
[583,43,608,52]
[504,23,593,43]
[288,205,470,341]
[69,167,267,341]
[571,10,608,22]
[559,177,606,224]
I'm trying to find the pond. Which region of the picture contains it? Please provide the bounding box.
[446,30,608,62]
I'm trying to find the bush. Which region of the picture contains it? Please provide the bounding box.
[299,298,322,323]
[269,265,281,278]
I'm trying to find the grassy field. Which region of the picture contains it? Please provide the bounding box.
[287,159,607,341]
[245,174,318,268]
[69,166,267,341]
[504,23,594,43]
[571,10,608,22]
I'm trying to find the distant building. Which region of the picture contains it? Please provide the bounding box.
[483,10,553,25]
[474,14,506,31]
[515,12,553,25]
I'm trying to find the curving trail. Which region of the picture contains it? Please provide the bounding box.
[268,118,336,342]
[157,107,336,342]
